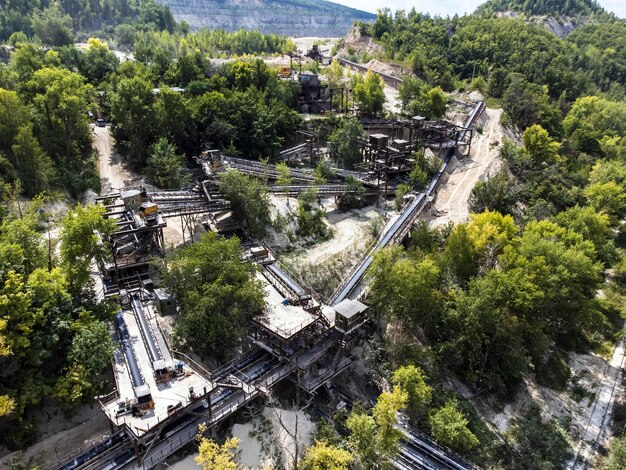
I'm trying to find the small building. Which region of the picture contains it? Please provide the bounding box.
[154,288,176,316]
[334,299,368,334]
[369,134,389,149]
[134,384,154,410]
[121,190,142,211]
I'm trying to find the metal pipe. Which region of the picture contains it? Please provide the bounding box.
[131,295,162,363]
[114,312,144,387]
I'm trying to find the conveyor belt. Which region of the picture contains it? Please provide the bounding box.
[114,312,144,388]
[266,263,307,298]
[130,296,161,364]
[330,101,485,305]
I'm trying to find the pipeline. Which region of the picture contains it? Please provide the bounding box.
[114,312,144,388]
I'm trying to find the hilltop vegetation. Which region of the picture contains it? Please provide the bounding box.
[477,0,611,18]
[0,0,178,43]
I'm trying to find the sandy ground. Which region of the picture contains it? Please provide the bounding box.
[0,402,112,467]
[383,84,401,115]
[281,197,389,266]
[292,37,338,56]
[571,340,625,468]
[424,107,504,227]
[94,124,144,194]
[163,406,314,469]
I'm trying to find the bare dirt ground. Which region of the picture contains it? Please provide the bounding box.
[280,197,389,266]
[292,37,338,56]
[270,195,391,299]
[570,340,625,468]
[333,28,384,59]
[0,402,112,467]
[477,346,625,468]
[94,124,144,194]
[364,59,410,78]
[422,107,504,227]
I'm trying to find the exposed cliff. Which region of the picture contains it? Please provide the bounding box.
[156,0,375,37]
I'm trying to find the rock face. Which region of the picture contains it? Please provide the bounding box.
[496,10,588,38]
[156,0,375,37]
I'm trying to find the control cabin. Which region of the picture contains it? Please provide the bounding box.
[334,299,368,334]
[154,288,176,316]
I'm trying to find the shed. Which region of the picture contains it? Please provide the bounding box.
[134,384,153,409]
[369,133,389,149]
[334,299,368,334]
[154,288,176,316]
[121,190,142,211]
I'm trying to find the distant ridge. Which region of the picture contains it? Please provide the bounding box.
[156,0,375,36]
[476,0,613,19]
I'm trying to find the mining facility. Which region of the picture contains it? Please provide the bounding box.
[47,95,485,470]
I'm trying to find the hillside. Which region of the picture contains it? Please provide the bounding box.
[477,0,610,17]
[156,0,375,36]
[476,0,616,37]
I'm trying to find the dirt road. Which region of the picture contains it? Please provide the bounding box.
[94,124,142,194]
[571,339,625,468]
[427,107,503,226]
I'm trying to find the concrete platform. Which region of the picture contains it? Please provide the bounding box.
[254,273,316,340]
[105,306,212,438]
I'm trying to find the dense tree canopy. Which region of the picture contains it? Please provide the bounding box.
[161,232,265,357]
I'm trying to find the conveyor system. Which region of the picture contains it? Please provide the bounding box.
[330,101,485,306]
[265,263,308,299]
[114,312,144,388]
[130,295,161,363]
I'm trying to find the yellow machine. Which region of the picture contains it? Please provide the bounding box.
[138,202,158,218]
[278,66,293,79]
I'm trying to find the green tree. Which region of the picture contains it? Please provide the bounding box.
[25,66,94,194]
[154,87,194,154]
[522,124,560,165]
[429,399,479,451]
[108,75,156,166]
[427,86,447,119]
[353,71,386,116]
[330,117,365,169]
[347,386,407,467]
[367,247,441,334]
[81,38,119,84]
[218,169,271,239]
[604,436,626,470]
[442,224,480,286]
[161,232,264,357]
[67,321,113,380]
[31,5,73,47]
[584,182,626,222]
[146,137,189,189]
[300,441,352,470]
[196,432,239,470]
[276,162,292,186]
[60,204,116,292]
[391,365,432,419]
[11,124,55,197]
[0,319,14,416]
[553,205,616,264]
[469,170,517,215]
[337,176,364,211]
[0,200,46,276]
